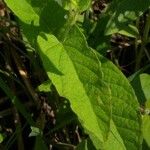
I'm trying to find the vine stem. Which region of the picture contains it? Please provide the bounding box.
[135,10,150,71]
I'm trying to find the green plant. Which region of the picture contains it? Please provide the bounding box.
[0,0,150,149]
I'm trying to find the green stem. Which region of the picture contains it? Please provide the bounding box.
[14,108,25,150]
[135,10,150,71]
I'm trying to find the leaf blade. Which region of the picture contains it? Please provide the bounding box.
[37,29,111,148]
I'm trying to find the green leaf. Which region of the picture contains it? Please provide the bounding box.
[99,50,142,150]
[5,1,142,149]
[143,115,150,148]
[37,26,141,149]
[131,73,150,105]
[38,28,111,149]
[140,74,150,107]
[0,133,5,143]
[73,0,91,12]
[5,0,39,45]
[5,0,39,26]
[105,0,150,37]
[5,0,68,43]
[104,120,126,150]
[37,80,52,92]
[56,0,91,12]
[29,126,42,137]
[117,24,139,38]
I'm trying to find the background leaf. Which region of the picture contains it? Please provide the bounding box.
[55,0,91,12]
[140,74,150,107]
[105,0,150,37]
[0,133,5,143]
[137,73,150,148]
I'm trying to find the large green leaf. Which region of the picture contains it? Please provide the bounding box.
[38,28,111,149]
[37,26,142,149]
[105,0,150,37]
[0,133,5,143]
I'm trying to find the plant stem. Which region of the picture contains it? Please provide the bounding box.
[135,10,150,71]
[10,47,39,106]
[13,108,25,150]
[5,45,25,150]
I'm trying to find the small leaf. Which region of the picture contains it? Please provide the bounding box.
[0,133,5,143]
[5,0,68,44]
[131,73,150,105]
[37,80,52,92]
[29,126,42,137]
[128,64,150,82]
[140,74,150,107]
[117,24,139,38]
